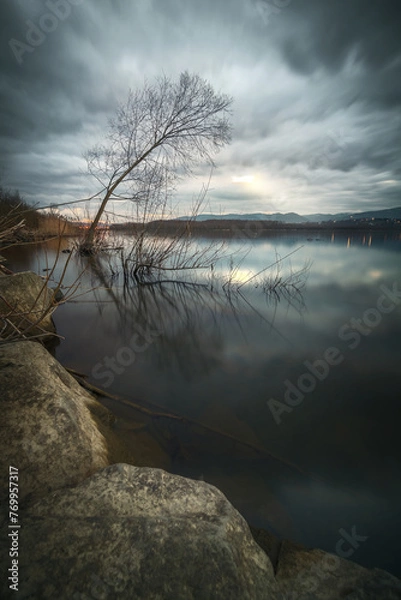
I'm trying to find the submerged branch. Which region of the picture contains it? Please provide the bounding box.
[70,371,325,483]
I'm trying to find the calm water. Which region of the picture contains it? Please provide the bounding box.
[4,230,401,577]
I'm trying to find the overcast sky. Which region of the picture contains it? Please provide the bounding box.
[1,0,401,218]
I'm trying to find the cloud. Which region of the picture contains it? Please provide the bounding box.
[0,0,400,215]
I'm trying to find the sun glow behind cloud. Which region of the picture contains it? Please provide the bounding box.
[232,175,255,184]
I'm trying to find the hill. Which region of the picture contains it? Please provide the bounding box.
[176,207,401,224]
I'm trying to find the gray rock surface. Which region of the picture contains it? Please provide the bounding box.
[0,341,109,507]
[253,529,401,600]
[2,463,277,600]
[0,271,56,340]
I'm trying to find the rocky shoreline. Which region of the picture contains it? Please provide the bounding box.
[1,271,401,599]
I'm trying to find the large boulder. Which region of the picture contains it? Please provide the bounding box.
[0,341,110,507]
[0,271,56,340]
[275,542,401,599]
[252,529,401,599]
[1,463,277,600]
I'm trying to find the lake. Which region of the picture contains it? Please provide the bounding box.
[4,228,401,577]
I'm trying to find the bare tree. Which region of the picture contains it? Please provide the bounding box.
[81,72,232,252]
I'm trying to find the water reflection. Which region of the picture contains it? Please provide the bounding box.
[76,249,309,383]
[2,230,401,577]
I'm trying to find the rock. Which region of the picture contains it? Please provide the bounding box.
[251,528,401,600]
[0,271,56,340]
[1,464,277,600]
[50,285,64,302]
[0,341,110,507]
[251,527,282,573]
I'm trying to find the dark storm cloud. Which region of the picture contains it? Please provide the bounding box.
[1,2,121,140]
[270,0,401,106]
[272,0,401,70]
[0,0,400,214]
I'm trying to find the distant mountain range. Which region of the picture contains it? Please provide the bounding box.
[177,207,401,224]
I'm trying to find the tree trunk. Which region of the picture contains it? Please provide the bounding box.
[81,191,112,251]
[81,143,162,253]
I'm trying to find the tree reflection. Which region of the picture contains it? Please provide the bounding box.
[82,247,309,381]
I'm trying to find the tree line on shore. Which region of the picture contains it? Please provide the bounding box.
[0,186,79,241]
